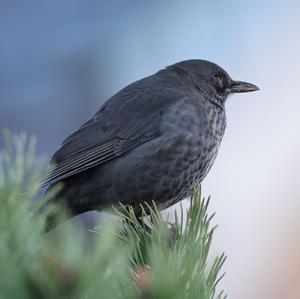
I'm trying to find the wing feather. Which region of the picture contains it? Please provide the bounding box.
[42,82,185,187]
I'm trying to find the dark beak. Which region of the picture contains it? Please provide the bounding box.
[230,80,259,93]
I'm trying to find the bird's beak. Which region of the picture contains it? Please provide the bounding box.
[230,80,259,93]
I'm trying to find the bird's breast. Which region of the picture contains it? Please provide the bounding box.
[104,97,226,211]
[161,97,226,185]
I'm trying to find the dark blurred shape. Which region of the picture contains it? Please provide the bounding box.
[43,59,258,230]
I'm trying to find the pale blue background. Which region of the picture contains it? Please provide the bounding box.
[1,1,300,298]
[1,0,273,153]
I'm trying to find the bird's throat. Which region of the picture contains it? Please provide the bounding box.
[209,98,224,110]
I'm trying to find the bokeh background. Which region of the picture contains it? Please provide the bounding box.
[1,1,300,298]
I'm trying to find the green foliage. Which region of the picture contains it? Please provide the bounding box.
[0,131,227,299]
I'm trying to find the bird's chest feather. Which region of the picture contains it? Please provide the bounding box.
[161,98,226,187]
[108,98,226,210]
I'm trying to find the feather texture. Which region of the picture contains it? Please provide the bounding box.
[42,81,185,187]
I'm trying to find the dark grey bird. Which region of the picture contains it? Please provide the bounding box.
[42,59,258,229]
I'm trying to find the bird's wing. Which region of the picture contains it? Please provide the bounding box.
[42,85,185,187]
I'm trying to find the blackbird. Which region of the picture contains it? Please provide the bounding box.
[42,59,258,229]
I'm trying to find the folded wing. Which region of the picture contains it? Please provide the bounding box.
[42,85,184,187]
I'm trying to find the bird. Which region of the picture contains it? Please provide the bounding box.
[42,59,258,230]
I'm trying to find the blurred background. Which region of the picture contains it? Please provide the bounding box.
[1,1,300,298]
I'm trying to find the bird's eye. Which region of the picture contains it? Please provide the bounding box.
[214,74,224,88]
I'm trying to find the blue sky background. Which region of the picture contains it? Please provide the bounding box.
[0,0,284,153]
[1,1,300,298]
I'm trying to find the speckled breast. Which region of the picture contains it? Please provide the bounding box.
[152,96,227,209]
[107,96,227,213]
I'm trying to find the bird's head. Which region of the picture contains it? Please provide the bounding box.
[169,59,259,108]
